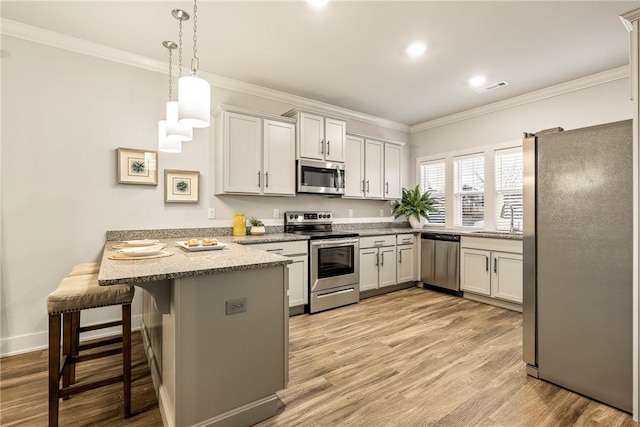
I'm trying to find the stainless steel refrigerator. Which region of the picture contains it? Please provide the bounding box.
[523,120,632,413]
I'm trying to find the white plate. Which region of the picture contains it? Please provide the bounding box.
[121,239,160,247]
[176,241,229,252]
[116,244,166,256]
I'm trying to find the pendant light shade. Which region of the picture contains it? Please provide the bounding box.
[159,120,182,153]
[166,101,192,141]
[178,75,210,128]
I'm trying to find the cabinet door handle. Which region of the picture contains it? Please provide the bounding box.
[257,171,261,188]
[494,257,497,273]
[485,256,489,272]
[381,252,384,266]
[320,139,324,154]
[399,250,402,263]
[327,140,330,155]
[375,253,379,267]
[265,171,269,188]
[366,180,370,193]
[385,182,389,194]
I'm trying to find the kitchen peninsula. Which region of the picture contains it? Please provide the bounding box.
[98,236,294,427]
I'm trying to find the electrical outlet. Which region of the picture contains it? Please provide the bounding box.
[348,209,353,218]
[208,208,216,219]
[226,298,247,315]
[380,208,384,217]
[273,208,279,218]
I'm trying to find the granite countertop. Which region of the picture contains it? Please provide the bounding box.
[98,237,292,285]
[357,228,419,237]
[420,228,523,240]
[227,233,309,245]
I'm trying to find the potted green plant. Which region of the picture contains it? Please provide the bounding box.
[249,217,265,236]
[392,185,436,229]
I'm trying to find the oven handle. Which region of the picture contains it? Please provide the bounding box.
[311,239,359,248]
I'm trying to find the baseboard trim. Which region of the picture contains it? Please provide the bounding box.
[0,314,142,357]
[463,293,522,312]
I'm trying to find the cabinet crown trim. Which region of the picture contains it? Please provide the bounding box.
[214,104,297,124]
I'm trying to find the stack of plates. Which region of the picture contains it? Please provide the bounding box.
[111,240,168,258]
[115,243,167,257]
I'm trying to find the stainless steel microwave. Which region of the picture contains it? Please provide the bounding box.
[297,159,345,195]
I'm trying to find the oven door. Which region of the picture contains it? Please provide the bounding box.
[310,238,359,292]
[298,159,345,195]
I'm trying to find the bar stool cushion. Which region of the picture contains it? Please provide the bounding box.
[47,275,134,315]
[67,262,101,276]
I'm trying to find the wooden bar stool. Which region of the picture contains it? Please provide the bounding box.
[47,272,134,427]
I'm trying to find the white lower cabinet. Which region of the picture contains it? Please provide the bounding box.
[359,235,397,291]
[460,237,523,305]
[246,241,308,308]
[396,234,416,284]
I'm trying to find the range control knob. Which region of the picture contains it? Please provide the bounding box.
[327,213,331,218]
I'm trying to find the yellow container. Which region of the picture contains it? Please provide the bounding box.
[232,212,246,236]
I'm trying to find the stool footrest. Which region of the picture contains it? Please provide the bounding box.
[70,347,122,364]
[78,320,122,333]
[59,375,124,399]
[78,336,123,352]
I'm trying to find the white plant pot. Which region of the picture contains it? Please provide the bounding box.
[408,216,427,230]
[250,226,265,236]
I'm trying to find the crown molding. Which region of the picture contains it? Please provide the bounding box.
[1,18,410,133]
[410,66,630,133]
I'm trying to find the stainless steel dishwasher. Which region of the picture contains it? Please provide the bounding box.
[420,233,461,296]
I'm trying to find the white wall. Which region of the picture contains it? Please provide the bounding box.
[0,36,409,356]
[411,78,633,164]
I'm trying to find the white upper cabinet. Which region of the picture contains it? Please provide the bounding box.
[220,112,262,194]
[214,107,296,196]
[345,136,402,200]
[263,120,296,195]
[344,135,365,198]
[293,111,346,162]
[364,139,384,199]
[324,118,346,162]
[384,143,402,200]
[299,112,324,160]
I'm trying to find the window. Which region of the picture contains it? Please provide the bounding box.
[454,154,484,227]
[495,147,523,231]
[419,159,445,224]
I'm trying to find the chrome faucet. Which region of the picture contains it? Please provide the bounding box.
[500,203,515,234]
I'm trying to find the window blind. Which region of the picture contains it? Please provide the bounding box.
[453,154,484,227]
[419,159,445,224]
[495,147,523,231]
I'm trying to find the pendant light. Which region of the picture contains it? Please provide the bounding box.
[163,32,191,142]
[158,120,181,153]
[159,40,186,153]
[178,0,211,128]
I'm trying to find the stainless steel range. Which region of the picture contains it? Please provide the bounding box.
[284,211,359,313]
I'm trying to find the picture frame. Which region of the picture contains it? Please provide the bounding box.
[117,147,158,185]
[165,169,199,203]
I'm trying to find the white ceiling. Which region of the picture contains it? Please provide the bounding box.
[2,1,638,126]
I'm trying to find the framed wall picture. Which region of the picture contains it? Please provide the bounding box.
[165,169,199,203]
[117,147,158,185]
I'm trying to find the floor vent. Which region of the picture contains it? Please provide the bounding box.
[476,81,509,93]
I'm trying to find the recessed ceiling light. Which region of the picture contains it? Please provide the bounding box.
[469,75,487,87]
[406,42,427,58]
[306,0,328,9]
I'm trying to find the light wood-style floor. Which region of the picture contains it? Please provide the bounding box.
[1,288,637,426]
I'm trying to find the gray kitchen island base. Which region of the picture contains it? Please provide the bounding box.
[140,266,288,427]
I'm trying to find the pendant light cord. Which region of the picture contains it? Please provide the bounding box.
[178,18,183,78]
[168,48,173,101]
[191,0,200,75]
